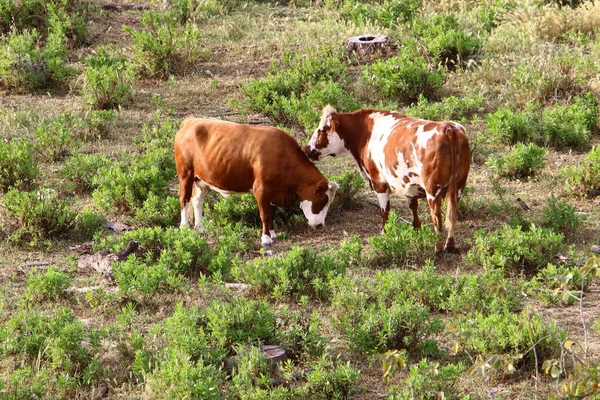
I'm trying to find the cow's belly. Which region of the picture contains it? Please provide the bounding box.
[388,174,425,198]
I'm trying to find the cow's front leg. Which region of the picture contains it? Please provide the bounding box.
[375,190,390,234]
[409,197,421,229]
[191,181,209,231]
[257,197,276,247]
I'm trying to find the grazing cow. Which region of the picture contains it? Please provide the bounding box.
[174,116,339,246]
[305,106,470,252]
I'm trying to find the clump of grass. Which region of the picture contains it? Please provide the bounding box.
[0,139,38,192]
[487,143,546,179]
[563,145,600,198]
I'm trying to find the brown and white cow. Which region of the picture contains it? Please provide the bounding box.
[305,106,470,252]
[174,116,339,246]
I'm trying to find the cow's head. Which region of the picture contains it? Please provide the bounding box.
[299,180,339,228]
[305,105,346,161]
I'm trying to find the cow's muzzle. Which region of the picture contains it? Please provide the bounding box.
[304,146,321,161]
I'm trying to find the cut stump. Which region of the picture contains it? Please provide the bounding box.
[346,34,390,56]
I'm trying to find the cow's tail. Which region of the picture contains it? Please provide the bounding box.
[443,123,462,243]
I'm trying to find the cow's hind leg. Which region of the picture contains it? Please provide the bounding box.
[256,193,276,247]
[191,179,209,231]
[375,190,390,234]
[427,197,444,252]
[178,170,194,228]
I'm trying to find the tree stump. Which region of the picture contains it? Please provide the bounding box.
[346,34,390,56]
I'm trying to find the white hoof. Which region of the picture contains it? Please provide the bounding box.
[261,234,273,247]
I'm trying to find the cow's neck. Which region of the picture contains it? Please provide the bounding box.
[335,111,372,169]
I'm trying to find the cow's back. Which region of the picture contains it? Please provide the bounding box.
[174,118,316,192]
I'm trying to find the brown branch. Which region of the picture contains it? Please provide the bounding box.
[96,3,151,11]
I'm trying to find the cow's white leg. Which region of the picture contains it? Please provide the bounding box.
[376,191,390,234]
[270,229,277,240]
[192,181,209,231]
[180,202,190,228]
[261,234,273,247]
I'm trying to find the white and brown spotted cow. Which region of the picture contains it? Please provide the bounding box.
[305,106,470,252]
[175,116,339,246]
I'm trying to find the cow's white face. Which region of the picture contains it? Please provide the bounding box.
[305,120,348,161]
[299,181,339,227]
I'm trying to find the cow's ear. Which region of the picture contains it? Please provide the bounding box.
[314,180,328,194]
[328,181,339,193]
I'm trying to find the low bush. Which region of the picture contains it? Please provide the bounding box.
[113,255,186,298]
[452,310,565,372]
[59,153,111,193]
[133,193,180,227]
[370,211,438,268]
[412,14,482,68]
[202,297,277,349]
[541,101,593,149]
[232,246,346,300]
[277,306,326,359]
[0,308,103,379]
[362,44,445,104]
[301,355,360,400]
[0,27,74,92]
[0,139,38,192]
[82,46,136,110]
[388,359,464,400]
[525,263,590,306]
[34,113,79,162]
[242,47,354,130]
[325,170,364,215]
[24,266,72,302]
[124,10,202,78]
[231,346,272,398]
[466,224,564,275]
[487,143,546,179]
[74,209,106,239]
[405,93,485,122]
[1,189,77,246]
[485,106,540,145]
[563,145,600,198]
[539,196,581,235]
[335,0,422,26]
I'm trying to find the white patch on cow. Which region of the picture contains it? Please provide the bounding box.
[458,188,463,199]
[270,230,277,240]
[367,112,401,183]
[192,183,208,230]
[425,186,444,201]
[299,183,338,227]
[261,234,273,246]
[405,183,423,198]
[180,202,189,228]
[207,184,240,197]
[376,191,389,211]
[416,125,438,149]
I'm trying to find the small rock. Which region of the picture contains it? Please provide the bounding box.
[592,245,600,254]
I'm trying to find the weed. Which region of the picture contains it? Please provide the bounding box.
[1,189,77,246]
[277,306,326,359]
[124,10,203,78]
[466,224,564,275]
[302,355,360,399]
[487,143,546,179]
[526,263,590,306]
[23,266,72,302]
[563,145,600,198]
[485,106,540,145]
[363,43,445,104]
[388,359,464,400]
[59,153,111,193]
[232,246,346,300]
[406,93,485,123]
[370,211,438,268]
[0,139,38,192]
[82,46,136,110]
[539,196,581,235]
[74,210,106,239]
[34,113,78,162]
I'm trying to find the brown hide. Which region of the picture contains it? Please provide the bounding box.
[175,117,336,244]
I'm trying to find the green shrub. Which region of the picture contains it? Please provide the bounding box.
[232,246,346,300]
[466,224,564,275]
[202,297,277,349]
[113,255,186,298]
[0,308,103,378]
[485,106,540,145]
[563,145,600,198]
[24,266,72,302]
[242,48,354,130]
[2,189,76,246]
[539,197,581,235]
[336,0,422,26]
[541,102,592,149]
[82,46,136,110]
[453,310,565,371]
[325,170,364,215]
[34,113,78,162]
[370,211,438,267]
[363,44,445,103]
[277,306,326,359]
[412,14,482,68]
[0,0,89,44]
[231,346,273,398]
[59,153,111,193]
[99,226,212,275]
[389,360,464,400]
[0,27,74,92]
[302,355,359,400]
[0,139,38,192]
[133,193,180,227]
[205,221,257,277]
[124,10,202,78]
[74,209,106,239]
[405,93,485,122]
[526,263,590,306]
[487,143,546,179]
